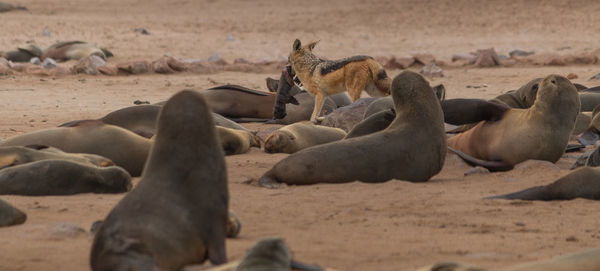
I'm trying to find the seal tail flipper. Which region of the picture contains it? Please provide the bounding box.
[565,143,585,153]
[208,240,227,265]
[447,146,514,172]
[578,129,600,145]
[485,185,546,200]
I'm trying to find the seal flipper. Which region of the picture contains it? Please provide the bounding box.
[208,240,227,265]
[441,99,509,125]
[578,129,600,145]
[448,146,514,172]
[486,185,547,200]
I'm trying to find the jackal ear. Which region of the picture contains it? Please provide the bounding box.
[306,40,319,51]
[293,39,301,51]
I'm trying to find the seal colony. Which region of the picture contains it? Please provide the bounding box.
[2,31,600,271]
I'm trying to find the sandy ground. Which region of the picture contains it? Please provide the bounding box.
[1,0,600,270]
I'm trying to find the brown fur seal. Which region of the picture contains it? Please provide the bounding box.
[41,41,113,62]
[218,126,261,155]
[447,75,580,169]
[61,104,248,138]
[204,237,332,271]
[0,44,41,62]
[0,159,131,196]
[0,121,151,177]
[90,90,229,270]
[502,247,600,271]
[344,108,396,139]
[264,122,346,154]
[578,104,600,145]
[0,198,26,227]
[5,120,257,176]
[487,166,600,201]
[0,145,114,169]
[320,97,377,132]
[259,71,446,187]
[363,84,445,119]
[200,85,277,119]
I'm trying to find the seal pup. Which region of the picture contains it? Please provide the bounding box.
[447,75,580,169]
[0,145,114,169]
[218,127,261,155]
[487,166,600,201]
[90,90,229,270]
[0,160,131,196]
[0,198,26,227]
[288,39,391,123]
[259,71,446,187]
[264,122,346,154]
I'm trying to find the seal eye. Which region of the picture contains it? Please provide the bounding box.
[532,84,538,91]
[551,80,556,84]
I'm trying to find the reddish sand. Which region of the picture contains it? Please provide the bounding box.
[1,1,600,270]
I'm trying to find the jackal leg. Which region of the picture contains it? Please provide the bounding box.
[310,93,326,123]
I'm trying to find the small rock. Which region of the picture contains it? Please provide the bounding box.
[134,28,150,35]
[514,222,526,227]
[41,57,57,69]
[420,62,444,77]
[567,73,578,79]
[116,60,150,74]
[386,56,415,69]
[509,49,534,57]
[72,55,106,75]
[413,53,435,65]
[234,58,250,64]
[226,34,235,41]
[207,53,227,65]
[30,57,41,65]
[464,166,490,176]
[566,236,578,242]
[474,48,501,67]
[133,100,150,105]
[451,53,476,63]
[42,28,51,37]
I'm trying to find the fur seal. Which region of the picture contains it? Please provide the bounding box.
[264,122,346,154]
[90,90,229,270]
[259,71,446,187]
[0,2,27,12]
[200,85,277,120]
[578,104,600,145]
[487,166,600,201]
[320,97,377,132]
[60,104,248,138]
[0,44,42,62]
[0,159,131,196]
[502,247,600,271]
[363,84,446,119]
[0,145,114,169]
[41,41,113,62]
[344,108,396,139]
[5,120,257,176]
[218,126,261,155]
[447,75,580,169]
[0,121,151,177]
[0,198,26,227]
[204,238,330,271]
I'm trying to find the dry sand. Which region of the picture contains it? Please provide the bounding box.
[1,0,600,270]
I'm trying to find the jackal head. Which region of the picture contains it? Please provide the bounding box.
[288,39,321,72]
